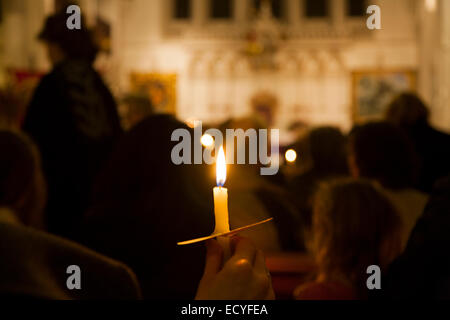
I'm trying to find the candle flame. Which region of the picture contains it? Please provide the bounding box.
[216,146,227,187]
[201,134,214,148]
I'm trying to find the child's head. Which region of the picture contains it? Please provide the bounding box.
[348,122,417,190]
[310,178,402,288]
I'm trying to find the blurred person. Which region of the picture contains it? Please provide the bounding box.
[23,11,123,239]
[385,92,450,192]
[294,179,402,300]
[0,130,140,299]
[384,175,450,299]
[81,114,215,299]
[250,91,278,128]
[0,130,47,229]
[348,122,429,250]
[0,130,270,300]
[288,127,349,241]
[0,88,24,129]
[220,117,300,251]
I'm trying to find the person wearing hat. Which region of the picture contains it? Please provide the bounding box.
[22,10,123,240]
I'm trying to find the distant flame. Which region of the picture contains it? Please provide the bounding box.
[285,149,297,163]
[201,134,214,148]
[216,146,227,187]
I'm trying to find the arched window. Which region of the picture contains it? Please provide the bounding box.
[173,0,191,20]
[0,0,3,24]
[253,0,285,20]
[210,0,233,19]
[304,0,328,18]
[347,0,366,17]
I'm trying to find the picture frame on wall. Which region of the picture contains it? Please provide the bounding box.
[351,69,417,123]
[130,73,177,115]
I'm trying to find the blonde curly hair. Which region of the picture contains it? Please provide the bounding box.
[309,178,402,295]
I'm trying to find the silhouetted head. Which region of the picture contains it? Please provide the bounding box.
[294,126,348,175]
[309,127,348,174]
[348,122,418,190]
[0,131,46,228]
[385,92,430,130]
[38,10,98,65]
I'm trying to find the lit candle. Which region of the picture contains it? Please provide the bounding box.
[213,146,231,260]
[176,144,273,246]
[213,146,230,234]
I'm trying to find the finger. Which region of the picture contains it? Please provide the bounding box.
[254,249,268,275]
[264,285,276,300]
[254,250,274,299]
[231,237,257,266]
[202,239,223,279]
[230,235,242,255]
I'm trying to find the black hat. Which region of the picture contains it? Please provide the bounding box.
[38,11,98,63]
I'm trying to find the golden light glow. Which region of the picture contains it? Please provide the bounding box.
[285,149,297,163]
[216,146,227,187]
[425,0,437,12]
[185,118,199,129]
[201,134,214,148]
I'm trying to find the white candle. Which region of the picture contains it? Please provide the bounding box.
[213,187,229,234]
[213,146,231,260]
[213,146,230,234]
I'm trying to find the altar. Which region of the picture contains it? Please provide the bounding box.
[2,0,450,132]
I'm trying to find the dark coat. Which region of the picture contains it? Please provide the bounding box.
[0,215,140,300]
[23,59,123,239]
[412,126,450,192]
[384,176,450,299]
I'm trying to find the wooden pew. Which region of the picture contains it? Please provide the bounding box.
[266,252,316,300]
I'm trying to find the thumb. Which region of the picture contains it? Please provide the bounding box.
[202,239,223,279]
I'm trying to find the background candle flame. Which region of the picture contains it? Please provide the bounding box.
[216,146,227,187]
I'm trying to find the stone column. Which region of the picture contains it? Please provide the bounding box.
[193,0,207,27]
[2,0,27,68]
[331,0,345,33]
[234,0,249,24]
[287,0,301,27]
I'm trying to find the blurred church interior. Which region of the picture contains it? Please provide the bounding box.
[0,0,449,135]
